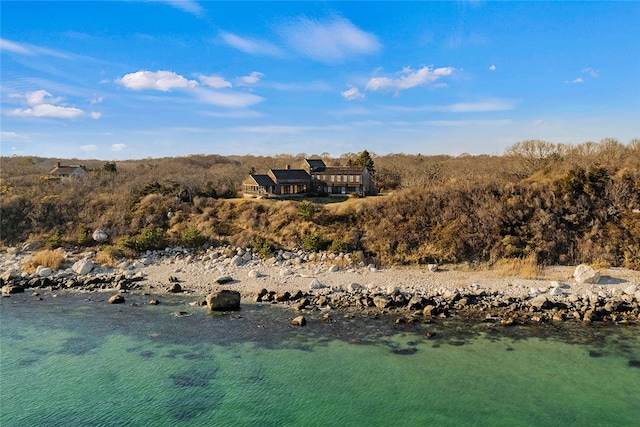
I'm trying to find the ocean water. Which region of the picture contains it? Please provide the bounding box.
[1,291,639,426]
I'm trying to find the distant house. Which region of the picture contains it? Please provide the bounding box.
[48,162,88,178]
[242,159,375,197]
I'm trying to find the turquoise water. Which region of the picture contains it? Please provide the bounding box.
[1,291,639,426]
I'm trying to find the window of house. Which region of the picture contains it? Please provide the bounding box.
[355,175,361,182]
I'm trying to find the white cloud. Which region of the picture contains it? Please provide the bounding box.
[117,70,198,91]
[489,65,497,71]
[278,16,380,63]
[202,110,263,119]
[111,143,126,151]
[236,71,263,86]
[219,31,283,56]
[572,77,584,84]
[365,66,454,92]
[153,0,204,16]
[1,131,29,142]
[90,112,102,119]
[385,99,517,113]
[90,96,103,105]
[583,67,599,78]
[0,38,32,55]
[195,88,264,108]
[199,74,232,89]
[8,90,89,119]
[341,87,365,101]
[80,144,98,151]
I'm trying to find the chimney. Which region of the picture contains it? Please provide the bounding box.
[56,162,61,168]
[286,164,290,170]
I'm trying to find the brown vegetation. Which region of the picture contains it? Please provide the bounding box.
[1,138,639,269]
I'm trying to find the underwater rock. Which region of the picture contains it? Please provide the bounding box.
[206,290,241,311]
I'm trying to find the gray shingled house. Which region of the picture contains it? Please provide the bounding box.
[242,159,374,197]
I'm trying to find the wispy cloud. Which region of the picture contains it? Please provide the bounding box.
[111,143,126,151]
[489,65,497,71]
[0,131,29,142]
[118,70,198,91]
[236,71,264,86]
[80,144,98,151]
[571,67,599,84]
[199,74,232,89]
[151,0,204,17]
[195,88,263,108]
[341,87,365,101]
[7,89,100,119]
[219,31,283,56]
[278,16,380,63]
[0,38,70,58]
[365,66,454,92]
[386,99,517,113]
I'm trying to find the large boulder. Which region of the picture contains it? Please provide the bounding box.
[573,264,600,284]
[206,290,241,311]
[108,294,125,304]
[72,259,94,275]
[92,230,109,243]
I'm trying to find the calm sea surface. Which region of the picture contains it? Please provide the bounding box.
[1,291,639,426]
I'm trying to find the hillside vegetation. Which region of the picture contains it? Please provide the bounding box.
[1,138,639,269]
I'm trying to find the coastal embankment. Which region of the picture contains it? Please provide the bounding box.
[2,246,640,326]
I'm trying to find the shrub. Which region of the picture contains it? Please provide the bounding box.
[301,232,328,252]
[76,224,89,246]
[330,238,350,253]
[23,249,66,273]
[252,235,274,259]
[135,226,167,251]
[297,201,316,221]
[181,227,206,248]
[46,230,63,249]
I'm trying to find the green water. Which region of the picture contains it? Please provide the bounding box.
[1,291,639,426]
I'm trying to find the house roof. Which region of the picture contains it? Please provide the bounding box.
[247,174,276,187]
[304,159,326,172]
[269,169,311,183]
[320,166,366,175]
[48,165,87,176]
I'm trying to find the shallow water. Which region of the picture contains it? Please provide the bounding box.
[1,291,639,426]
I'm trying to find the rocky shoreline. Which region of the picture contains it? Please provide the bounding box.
[2,245,640,326]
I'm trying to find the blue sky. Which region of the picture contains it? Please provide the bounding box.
[1,1,638,160]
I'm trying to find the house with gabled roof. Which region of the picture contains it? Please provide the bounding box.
[242,159,375,197]
[48,162,88,178]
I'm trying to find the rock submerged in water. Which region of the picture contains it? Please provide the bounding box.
[108,294,125,304]
[206,290,241,311]
[291,315,306,326]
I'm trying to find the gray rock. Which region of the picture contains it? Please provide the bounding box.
[624,285,637,295]
[22,241,42,252]
[427,264,438,272]
[309,279,327,290]
[108,294,125,304]
[1,269,21,281]
[206,290,241,311]
[573,264,600,284]
[373,295,391,309]
[215,275,234,284]
[248,270,261,278]
[529,295,551,311]
[328,265,341,273]
[168,283,182,293]
[92,230,109,243]
[347,282,362,293]
[72,259,94,275]
[37,266,52,277]
[2,284,24,294]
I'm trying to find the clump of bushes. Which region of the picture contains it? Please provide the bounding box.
[252,235,274,259]
[119,226,167,252]
[181,227,206,248]
[301,232,328,252]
